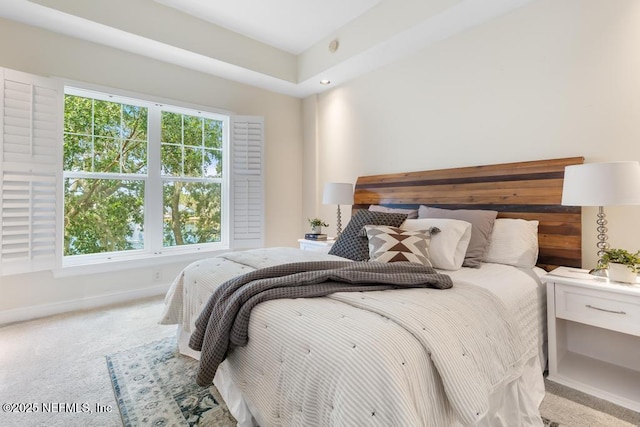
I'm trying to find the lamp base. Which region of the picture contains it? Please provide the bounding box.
[591,206,609,278]
[589,266,609,278]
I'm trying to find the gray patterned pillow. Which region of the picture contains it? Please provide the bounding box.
[368,205,418,219]
[328,210,408,261]
[364,225,440,266]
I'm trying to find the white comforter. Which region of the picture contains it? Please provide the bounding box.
[160,247,546,427]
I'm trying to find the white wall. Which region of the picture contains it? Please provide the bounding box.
[306,0,640,268]
[5,0,640,323]
[0,19,303,322]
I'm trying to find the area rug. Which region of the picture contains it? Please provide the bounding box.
[106,336,236,427]
[108,337,639,426]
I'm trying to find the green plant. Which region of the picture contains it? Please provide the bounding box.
[308,218,329,228]
[602,248,640,273]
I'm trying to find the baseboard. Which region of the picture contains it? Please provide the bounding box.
[0,282,171,326]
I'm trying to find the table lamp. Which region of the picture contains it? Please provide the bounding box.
[322,182,354,236]
[561,161,640,275]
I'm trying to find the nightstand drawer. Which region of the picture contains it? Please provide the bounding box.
[555,283,640,337]
[298,238,334,253]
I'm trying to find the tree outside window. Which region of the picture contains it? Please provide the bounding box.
[160,111,223,247]
[63,93,225,257]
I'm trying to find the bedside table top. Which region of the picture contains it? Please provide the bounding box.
[545,266,640,295]
[298,238,335,246]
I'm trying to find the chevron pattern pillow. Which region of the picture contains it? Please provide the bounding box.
[364,225,440,266]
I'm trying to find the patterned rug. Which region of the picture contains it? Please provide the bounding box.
[106,337,236,427]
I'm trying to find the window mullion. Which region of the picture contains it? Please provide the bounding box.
[119,105,124,174]
[91,100,95,172]
[181,115,185,176]
[146,106,163,253]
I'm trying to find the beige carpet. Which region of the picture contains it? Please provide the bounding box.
[0,296,173,427]
[1,296,638,426]
[541,380,640,427]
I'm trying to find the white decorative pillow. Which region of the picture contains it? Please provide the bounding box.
[484,218,539,268]
[402,218,472,270]
[364,225,439,266]
[418,206,498,268]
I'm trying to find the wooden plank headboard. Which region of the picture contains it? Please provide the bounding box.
[353,157,584,271]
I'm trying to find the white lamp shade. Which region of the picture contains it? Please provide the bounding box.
[322,182,354,205]
[561,161,640,206]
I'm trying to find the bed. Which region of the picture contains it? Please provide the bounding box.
[160,157,584,426]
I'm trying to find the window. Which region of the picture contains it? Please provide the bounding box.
[63,94,148,256]
[0,67,264,275]
[160,111,223,247]
[63,89,230,262]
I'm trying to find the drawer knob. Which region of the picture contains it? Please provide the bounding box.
[585,304,626,315]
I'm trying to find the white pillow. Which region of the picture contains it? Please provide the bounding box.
[401,218,472,270]
[484,218,539,268]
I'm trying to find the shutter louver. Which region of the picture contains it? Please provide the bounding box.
[230,116,264,249]
[1,68,62,276]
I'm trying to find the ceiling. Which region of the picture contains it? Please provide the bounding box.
[0,0,534,98]
[155,0,385,55]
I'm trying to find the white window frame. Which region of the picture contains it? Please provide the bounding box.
[1,69,264,277]
[62,87,231,269]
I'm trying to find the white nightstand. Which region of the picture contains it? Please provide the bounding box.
[298,238,335,253]
[544,266,640,412]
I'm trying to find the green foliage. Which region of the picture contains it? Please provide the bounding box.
[64,96,148,174]
[64,179,144,255]
[602,248,640,273]
[162,181,222,246]
[63,95,223,256]
[308,218,329,228]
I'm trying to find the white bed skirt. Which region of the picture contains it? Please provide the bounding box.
[177,326,258,426]
[177,326,546,427]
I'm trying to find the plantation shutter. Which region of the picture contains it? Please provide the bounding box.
[229,116,264,249]
[0,68,63,276]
